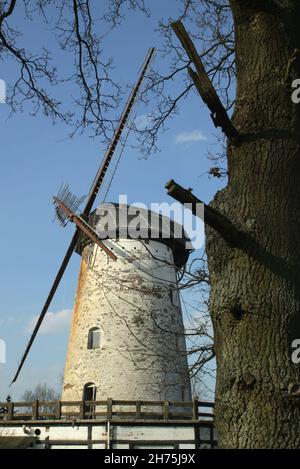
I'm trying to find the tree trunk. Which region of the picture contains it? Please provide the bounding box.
[206,0,300,448]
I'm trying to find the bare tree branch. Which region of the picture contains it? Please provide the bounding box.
[0,0,17,24]
[0,0,122,140]
[171,20,239,144]
[0,0,236,156]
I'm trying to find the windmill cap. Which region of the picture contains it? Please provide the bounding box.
[87,202,192,267]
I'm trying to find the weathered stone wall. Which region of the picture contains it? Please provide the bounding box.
[62,237,191,402]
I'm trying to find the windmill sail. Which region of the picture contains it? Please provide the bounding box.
[11,47,155,385]
[53,185,86,227]
[53,194,117,261]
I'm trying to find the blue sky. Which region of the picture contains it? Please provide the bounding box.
[0,1,224,400]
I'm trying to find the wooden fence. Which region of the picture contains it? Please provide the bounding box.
[0,399,214,422]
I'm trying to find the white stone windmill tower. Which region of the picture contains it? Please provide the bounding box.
[11,48,155,386]
[61,204,192,403]
[11,47,192,404]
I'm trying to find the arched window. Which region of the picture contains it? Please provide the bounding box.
[83,383,97,419]
[83,382,97,401]
[87,327,101,349]
[169,286,179,307]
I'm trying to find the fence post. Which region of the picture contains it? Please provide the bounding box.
[55,401,61,420]
[107,398,113,420]
[192,398,198,420]
[79,401,85,419]
[7,402,14,420]
[45,436,50,449]
[136,401,141,419]
[163,401,169,420]
[32,400,39,420]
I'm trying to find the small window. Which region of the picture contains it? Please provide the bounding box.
[87,327,101,349]
[169,287,179,306]
[83,383,97,419]
[83,383,97,401]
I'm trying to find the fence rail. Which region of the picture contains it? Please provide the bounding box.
[0,399,214,422]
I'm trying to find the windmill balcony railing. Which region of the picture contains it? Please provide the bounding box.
[0,399,214,423]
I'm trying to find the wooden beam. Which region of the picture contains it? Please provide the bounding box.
[55,401,61,420]
[171,20,240,144]
[165,179,298,285]
[135,401,142,418]
[163,401,170,420]
[79,401,85,419]
[107,398,113,420]
[192,398,199,420]
[32,400,39,420]
[165,179,245,248]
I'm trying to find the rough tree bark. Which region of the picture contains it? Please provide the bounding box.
[206,0,300,448]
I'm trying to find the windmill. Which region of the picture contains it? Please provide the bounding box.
[11,47,155,385]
